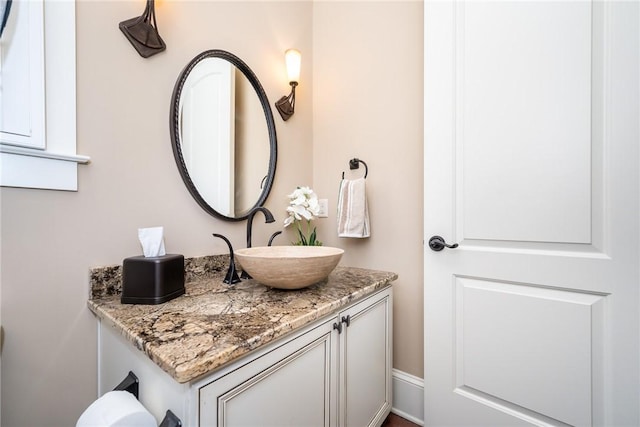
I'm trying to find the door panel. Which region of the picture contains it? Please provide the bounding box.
[218,340,329,427]
[200,322,335,427]
[460,2,592,244]
[424,1,639,426]
[457,278,604,426]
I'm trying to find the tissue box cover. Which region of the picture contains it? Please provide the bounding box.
[122,254,185,304]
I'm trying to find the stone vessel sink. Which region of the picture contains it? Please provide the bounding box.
[234,246,344,290]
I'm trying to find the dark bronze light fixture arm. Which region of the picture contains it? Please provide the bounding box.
[275,82,298,121]
[119,0,166,58]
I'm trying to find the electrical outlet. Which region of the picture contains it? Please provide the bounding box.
[318,199,329,218]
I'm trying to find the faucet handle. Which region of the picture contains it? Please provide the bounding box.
[268,231,283,246]
[212,234,242,285]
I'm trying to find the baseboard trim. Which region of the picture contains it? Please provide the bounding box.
[392,369,424,425]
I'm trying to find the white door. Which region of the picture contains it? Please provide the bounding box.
[181,58,235,216]
[424,1,639,426]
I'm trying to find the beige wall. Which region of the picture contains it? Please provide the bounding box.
[311,1,424,377]
[0,1,423,425]
[234,72,271,216]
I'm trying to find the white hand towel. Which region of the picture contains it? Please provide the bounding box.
[337,178,370,238]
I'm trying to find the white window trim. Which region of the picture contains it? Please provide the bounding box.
[0,0,90,191]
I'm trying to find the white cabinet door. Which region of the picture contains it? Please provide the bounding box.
[338,288,392,427]
[199,319,337,427]
[424,1,639,426]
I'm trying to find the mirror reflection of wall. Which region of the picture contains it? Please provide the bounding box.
[234,71,269,217]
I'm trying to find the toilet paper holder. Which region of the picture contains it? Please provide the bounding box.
[114,371,139,399]
[114,371,182,427]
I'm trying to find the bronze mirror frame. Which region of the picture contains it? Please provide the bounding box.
[170,49,277,221]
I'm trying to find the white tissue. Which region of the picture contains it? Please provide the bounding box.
[76,390,156,427]
[138,227,166,257]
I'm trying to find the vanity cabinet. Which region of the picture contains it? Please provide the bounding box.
[98,286,392,427]
[198,286,392,427]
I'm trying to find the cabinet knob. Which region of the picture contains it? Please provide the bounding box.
[333,322,343,334]
[341,315,351,327]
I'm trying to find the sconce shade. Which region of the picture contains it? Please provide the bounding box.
[285,49,301,83]
[275,48,301,121]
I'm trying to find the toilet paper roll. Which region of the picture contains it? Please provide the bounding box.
[76,390,157,427]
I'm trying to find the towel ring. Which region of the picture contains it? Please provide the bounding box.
[342,158,368,179]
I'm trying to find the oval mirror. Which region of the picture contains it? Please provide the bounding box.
[170,50,277,221]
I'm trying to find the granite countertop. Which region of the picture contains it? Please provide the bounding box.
[88,255,397,384]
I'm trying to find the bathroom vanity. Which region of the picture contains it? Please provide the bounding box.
[89,255,397,426]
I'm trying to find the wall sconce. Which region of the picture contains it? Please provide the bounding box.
[119,0,166,58]
[275,49,301,121]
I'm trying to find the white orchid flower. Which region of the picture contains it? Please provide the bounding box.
[298,186,312,195]
[307,197,320,216]
[283,186,323,245]
[287,187,310,203]
[288,193,306,207]
[284,214,295,227]
[285,205,302,221]
[291,204,313,220]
